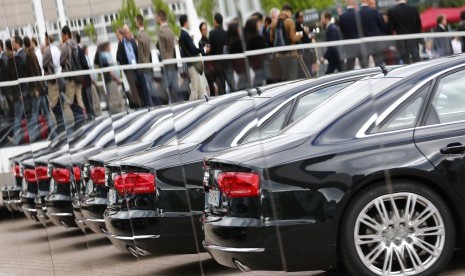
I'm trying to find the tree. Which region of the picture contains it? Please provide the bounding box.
[194,0,216,26]
[112,0,140,35]
[84,22,96,43]
[261,0,334,14]
[152,0,180,35]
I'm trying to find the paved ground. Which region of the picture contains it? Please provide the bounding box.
[1,171,465,276]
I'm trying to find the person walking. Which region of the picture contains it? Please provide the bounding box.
[31,37,43,76]
[98,42,124,113]
[83,45,101,116]
[320,12,343,74]
[208,13,228,95]
[157,10,181,102]
[179,14,207,101]
[270,4,303,81]
[199,22,215,95]
[295,10,316,76]
[227,22,247,91]
[339,0,364,69]
[116,25,146,108]
[245,18,267,86]
[458,11,465,52]
[433,15,453,57]
[75,33,94,119]
[0,40,10,119]
[60,26,86,131]
[136,14,157,105]
[359,0,385,66]
[388,0,422,64]
[11,36,28,144]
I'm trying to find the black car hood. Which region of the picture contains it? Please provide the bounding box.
[88,141,152,164]
[110,142,198,170]
[50,146,103,167]
[207,133,309,168]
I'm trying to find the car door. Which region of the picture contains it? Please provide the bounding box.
[414,68,465,200]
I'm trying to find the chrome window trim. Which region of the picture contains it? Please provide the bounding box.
[231,76,364,147]
[203,242,265,253]
[356,64,465,138]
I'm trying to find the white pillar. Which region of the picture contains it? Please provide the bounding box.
[184,0,201,42]
[32,0,46,43]
[56,0,67,29]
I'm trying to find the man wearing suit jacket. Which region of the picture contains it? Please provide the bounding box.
[388,0,422,64]
[11,36,29,145]
[0,40,9,119]
[157,10,180,102]
[179,14,207,101]
[458,12,465,52]
[136,14,157,105]
[359,0,385,66]
[116,25,151,108]
[208,13,228,95]
[339,0,364,70]
[321,12,343,74]
[433,15,452,57]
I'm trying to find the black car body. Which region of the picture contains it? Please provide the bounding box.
[19,110,141,224]
[203,55,465,275]
[81,93,248,235]
[103,69,379,256]
[42,109,158,228]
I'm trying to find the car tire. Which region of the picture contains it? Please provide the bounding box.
[340,180,455,276]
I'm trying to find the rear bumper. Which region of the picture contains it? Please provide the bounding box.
[20,191,38,221]
[203,216,338,272]
[104,209,203,255]
[81,197,108,234]
[35,195,48,226]
[44,194,77,228]
[72,198,87,233]
[2,186,22,212]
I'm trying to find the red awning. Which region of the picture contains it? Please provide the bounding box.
[420,6,465,31]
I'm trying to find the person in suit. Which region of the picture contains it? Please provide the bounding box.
[11,36,28,145]
[458,11,465,52]
[116,25,151,108]
[433,15,452,57]
[208,13,228,95]
[199,22,215,96]
[179,14,207,101]
[0,40,10,119]
[359,0,385,66]
[157,10,180,102]
[136,14,158,105]
[388,0,422,64]
[75,32,93,119]
[295,10,316,77]
[320,12,343,74]
[339,0,364,70]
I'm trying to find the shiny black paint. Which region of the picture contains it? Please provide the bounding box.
[203,56,465,271]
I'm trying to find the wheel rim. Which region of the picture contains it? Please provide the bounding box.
[354,192,446,275]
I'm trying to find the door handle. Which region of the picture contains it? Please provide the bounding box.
[440,143,465,155]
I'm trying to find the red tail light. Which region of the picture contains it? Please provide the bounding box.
[217,172,260,198]
[73,166,81,182]
[90,167,105,185]
[12,165,20,177]
[114,173,155,195]
[52,168,70,184]
[24,168,37,183]
[35,166,49,181]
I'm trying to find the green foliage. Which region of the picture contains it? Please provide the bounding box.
[261,0,334,14]
[84,22,96,43]
[112,0,139,35]
[194,0,215,26]
[152,0,180,35]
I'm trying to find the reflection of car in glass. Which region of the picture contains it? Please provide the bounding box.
[18,111,142,224]
[103,69,379,257]
[203,56,465,276]
[2,118,105,215]
[81,93,249,235]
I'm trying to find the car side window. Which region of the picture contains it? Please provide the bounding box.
[291,82,353,123]
[376,84,430,133]
[426,69,465,126]
[241,104,292,144]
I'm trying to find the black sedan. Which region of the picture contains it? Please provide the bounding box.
[21,110,144,225]
[103,68,379,257]
[203,55,465,275]
[81,92,249,235]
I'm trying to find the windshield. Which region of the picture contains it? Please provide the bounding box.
[178,98,267,144]
[285,78,402,135]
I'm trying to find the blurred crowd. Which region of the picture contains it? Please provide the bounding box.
[1,3,465,146]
